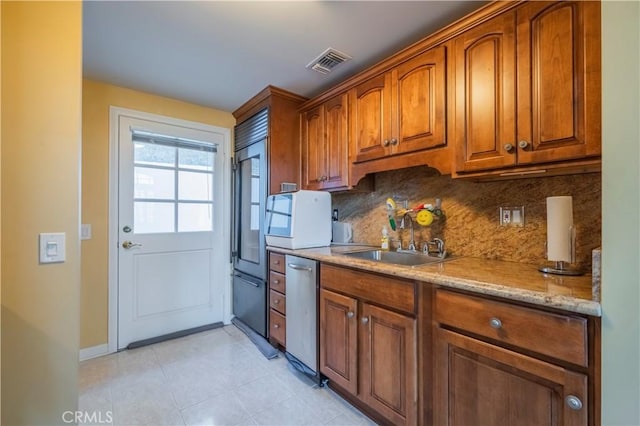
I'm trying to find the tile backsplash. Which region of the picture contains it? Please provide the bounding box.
[332,167,601,269]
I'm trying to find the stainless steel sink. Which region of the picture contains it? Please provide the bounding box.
[343,249,449,266]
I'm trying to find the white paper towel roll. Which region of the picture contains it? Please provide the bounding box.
[546,196,574,262]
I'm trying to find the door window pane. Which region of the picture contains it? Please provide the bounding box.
[134,202,174,234]
[135,167,175,199]
[178,203,213,232]
[134,142,175,167]
[178,171,213,201]
[179,148,213,171]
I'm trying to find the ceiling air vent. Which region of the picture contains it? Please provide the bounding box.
[306,48,352,74]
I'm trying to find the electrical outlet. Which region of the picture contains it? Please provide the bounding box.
[499,206,525,227]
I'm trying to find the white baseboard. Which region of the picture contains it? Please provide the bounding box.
[79,344,110,361]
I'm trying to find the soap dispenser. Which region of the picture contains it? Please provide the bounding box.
[381,226,390,251]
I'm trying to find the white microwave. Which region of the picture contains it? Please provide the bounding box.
[265,190,332,249]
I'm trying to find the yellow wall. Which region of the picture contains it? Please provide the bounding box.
[0,2,3,419]
[81,80,235,349]
[601,1,640,424]
[1,2,82,424]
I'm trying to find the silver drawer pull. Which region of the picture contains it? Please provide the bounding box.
[274,299,280,304]
[273,279,280,284]
[361,317,369,324]
[274,324,280,329]
[288,263,312,272]
[565,395,583,410]
[346,311,355,318]
[489,317,502,329]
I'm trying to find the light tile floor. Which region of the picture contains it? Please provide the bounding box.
[79,325,377,426]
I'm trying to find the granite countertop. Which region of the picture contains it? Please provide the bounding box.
[268,245,601,317]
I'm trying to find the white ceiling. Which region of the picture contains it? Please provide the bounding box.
[83,1,486,112]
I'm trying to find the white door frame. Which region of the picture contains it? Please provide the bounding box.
[107,106,232,354]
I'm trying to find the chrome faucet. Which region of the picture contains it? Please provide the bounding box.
[401,213,416,252]
[423,238,446,258]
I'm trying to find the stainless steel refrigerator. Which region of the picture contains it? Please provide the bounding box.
[232,108,269,337]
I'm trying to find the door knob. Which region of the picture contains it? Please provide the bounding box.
[504,143,514,152]
[382,139,390,147]
[390,138,398,146]
[122,240,142,249]
[518,140,530,149]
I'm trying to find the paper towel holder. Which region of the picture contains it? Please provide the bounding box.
[538,225,584,276]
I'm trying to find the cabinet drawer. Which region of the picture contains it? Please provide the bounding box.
[269,290,286,315]
[321,264,415,315]
[435,289,588,366]
[269,309,286,346]
[270,253,286,274]
[269,271,286,294]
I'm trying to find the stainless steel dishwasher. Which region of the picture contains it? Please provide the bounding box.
[284,254,319,378]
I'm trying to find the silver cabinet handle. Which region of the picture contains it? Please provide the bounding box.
[390,138,398,146]
[274,324,280,329]
[518,140,530,149]
[274,299,280,304]
[565,395,583,410]
[273,260,280,265]
[346,311,355,318]
[288,263,312,272]
[382,139,390,147]
[489,317,502,329]
[361,317,369,324]
[504,143,514,152]
[273,279,280,284]
[122,241,142,249]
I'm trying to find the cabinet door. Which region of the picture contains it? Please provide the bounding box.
[320,289,358,395]
[434,328,588,426]
[454,12,517,172]
[516,1,601,164]
[301,105,325,190]
[361,303,417,426]
[350,74,392,163]
[392,46,447,156]
[323,93,350,189]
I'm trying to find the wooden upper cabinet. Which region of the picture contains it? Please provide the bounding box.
[454,11,517,172]
[301,105,325,190]
[454,1,601,175]
[516,1,601,164]
[351,74,391,162]
[393,46,447,156]
[351,46,447,163]
[301,93,349,190]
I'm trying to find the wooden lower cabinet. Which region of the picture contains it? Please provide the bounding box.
[319,289,358,394]
[320,288,417,425]
[268,253,286,348]
[434,289,594,426]
[434,328,588,426]
[361,303,417,426]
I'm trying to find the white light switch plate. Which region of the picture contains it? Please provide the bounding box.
[39,232,66,263]
[81,224,92,240]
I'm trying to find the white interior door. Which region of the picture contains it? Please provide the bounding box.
[117,114,229,349]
